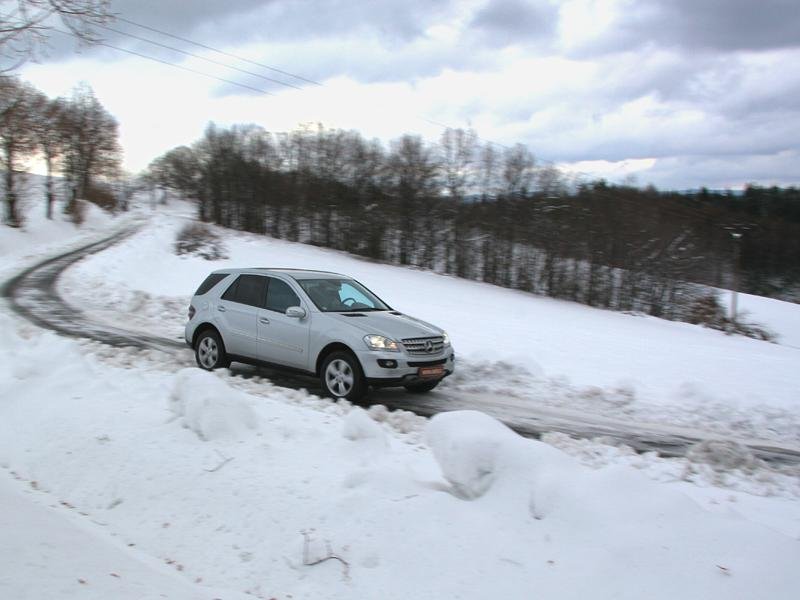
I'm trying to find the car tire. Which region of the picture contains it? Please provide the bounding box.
[194,329,230,370]
[320,351,366,402]
[404,379,441,393]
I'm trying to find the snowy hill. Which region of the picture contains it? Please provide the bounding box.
[59,200,800,444]
[1,196,799,599]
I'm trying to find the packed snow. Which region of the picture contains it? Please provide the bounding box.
[2,193,799,598]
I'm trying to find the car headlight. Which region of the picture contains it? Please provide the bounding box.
[363,335,400,352]
[442,331,451,346]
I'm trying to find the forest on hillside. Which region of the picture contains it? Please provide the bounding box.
[148,124,800,320]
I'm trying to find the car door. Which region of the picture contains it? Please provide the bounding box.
[257,277,311,370]
[216,274,267,359]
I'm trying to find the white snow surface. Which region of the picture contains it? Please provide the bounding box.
[59,201,800,444]
[0,318,799,599]
[2,195,800,598]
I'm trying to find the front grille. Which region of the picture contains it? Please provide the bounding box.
[402,336,445,356]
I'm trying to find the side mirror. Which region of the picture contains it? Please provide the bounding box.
[286,306,306,319]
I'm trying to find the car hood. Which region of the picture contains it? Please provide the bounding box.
[331,311,444,340]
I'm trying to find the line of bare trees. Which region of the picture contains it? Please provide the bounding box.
[0,76,121,226]
[149,124,800,316]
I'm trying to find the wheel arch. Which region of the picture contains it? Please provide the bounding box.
[315,342,360,376]
[192,323,224,349]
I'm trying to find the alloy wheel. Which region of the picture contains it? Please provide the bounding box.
[325,358,354,397]
[197,336,218,369]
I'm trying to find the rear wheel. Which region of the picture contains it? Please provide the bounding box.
[321,351,366,401]
[195,329,230,370]
[404,379,441,393]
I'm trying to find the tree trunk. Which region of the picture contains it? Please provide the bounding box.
[45,155,54,220]
[3,140,20,227]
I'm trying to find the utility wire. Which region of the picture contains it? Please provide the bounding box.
[114,16,495,145]
[96,23,303,90]
[116,15,321,87]
[60,17,511,151]
[53,28,272,96]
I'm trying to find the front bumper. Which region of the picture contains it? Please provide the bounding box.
[355,347,455,386]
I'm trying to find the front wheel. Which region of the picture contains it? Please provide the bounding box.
[320,351,367,402]
[404,379,441,393]
[195,329,230,370]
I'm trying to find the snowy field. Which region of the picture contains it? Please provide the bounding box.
[1,193,800,599]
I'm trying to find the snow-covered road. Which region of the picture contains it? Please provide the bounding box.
[4,220,800,466]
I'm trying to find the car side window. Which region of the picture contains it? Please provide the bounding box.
[195,273,227,296]
[220,275,267,308]
[265,278,300,313]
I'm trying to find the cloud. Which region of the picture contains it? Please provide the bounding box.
[17,0,800,189]
[622,150,800,190]
[468,0,559,46]
[56,0,454,62]
[576,0,800,55]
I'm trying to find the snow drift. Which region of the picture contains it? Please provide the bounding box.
[169,368,259,441]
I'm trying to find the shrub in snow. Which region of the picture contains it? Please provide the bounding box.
[169,368,258,441]
[84,183,118,212]
[687,293,776,341]
[342,407,387,444]
[174,222,228,260]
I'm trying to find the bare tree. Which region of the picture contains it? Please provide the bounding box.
[0,75,36,225]
[60,82,121,218]
[477,142,500,201]
[440,127,477,275]
[502,143,536,198]
[29,93,64,218]
[1,0,111,71]
[387,134,439,266]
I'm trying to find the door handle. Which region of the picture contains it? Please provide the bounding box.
[259,317,270,324]
[217,305,226,312]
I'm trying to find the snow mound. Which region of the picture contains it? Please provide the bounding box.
[0,319,80,384]
[169,368,259,441]
[425,410,578,511]
[686,439,759,471]
[342,407,387,444]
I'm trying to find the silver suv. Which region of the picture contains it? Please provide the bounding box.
[185,268,455,400]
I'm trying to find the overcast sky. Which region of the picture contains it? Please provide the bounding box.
[19,0,800,189]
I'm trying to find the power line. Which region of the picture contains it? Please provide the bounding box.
[59,17,513,152]
[53,28,273,96]
[116,16,322,87]
[96,23,303,90]
[114,16,501,146]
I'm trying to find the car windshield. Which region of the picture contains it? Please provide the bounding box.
[298,278,390,313]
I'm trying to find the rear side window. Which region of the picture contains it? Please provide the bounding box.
[221,275,267,308]
[194,273,228,296]
[265,278,300,313]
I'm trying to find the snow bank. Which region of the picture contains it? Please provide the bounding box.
[426,410,581,516]
[1,325,799,599]
[425,411,797,540]
[169,368,258,441]
[342,407,387,445]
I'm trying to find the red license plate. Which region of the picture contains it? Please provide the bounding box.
[418,366,445,379]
